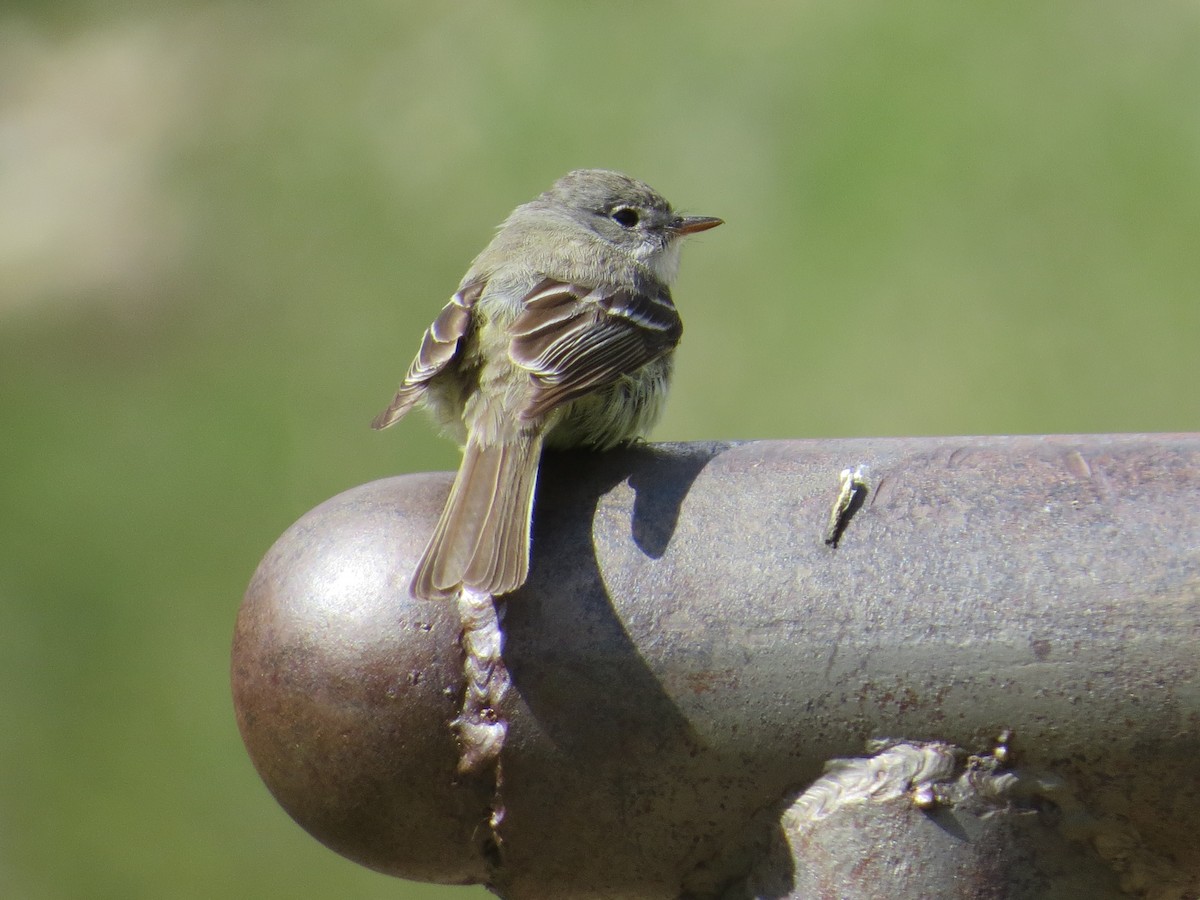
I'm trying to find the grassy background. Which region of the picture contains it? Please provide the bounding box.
[2,1,1198,897]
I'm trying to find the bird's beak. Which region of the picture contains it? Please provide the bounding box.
[671,215,724,235]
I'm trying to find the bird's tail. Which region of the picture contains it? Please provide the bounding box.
[411,432,543,600]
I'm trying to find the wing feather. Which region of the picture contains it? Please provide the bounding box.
[508,280,681,420]
[371,279,485,430]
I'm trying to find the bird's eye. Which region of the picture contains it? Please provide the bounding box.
[610,206,640,228]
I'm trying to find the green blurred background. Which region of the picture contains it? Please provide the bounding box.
[1,1,1197,897]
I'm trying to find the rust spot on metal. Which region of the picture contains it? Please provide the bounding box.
[686,672,719,694]
[684,669,737,695]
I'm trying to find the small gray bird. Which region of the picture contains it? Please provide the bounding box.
[373,169,722,600]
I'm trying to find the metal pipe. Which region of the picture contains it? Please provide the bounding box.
[232,435,1200,898]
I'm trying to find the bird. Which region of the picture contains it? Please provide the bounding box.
[372,169,722,600]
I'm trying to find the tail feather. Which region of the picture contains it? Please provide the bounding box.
[411,433,543,600]
[467,437,540,592]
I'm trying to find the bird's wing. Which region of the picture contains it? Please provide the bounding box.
[508,278,682,420]
[371,279,485,430]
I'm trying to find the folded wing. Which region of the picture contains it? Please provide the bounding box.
[508,278,682,421]
[371,279,486,430]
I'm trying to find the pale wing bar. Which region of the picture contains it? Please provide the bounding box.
[509,279,682,421]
